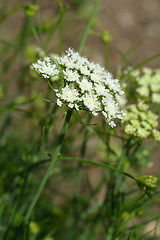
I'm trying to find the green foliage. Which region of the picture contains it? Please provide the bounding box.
[0,0,160,240]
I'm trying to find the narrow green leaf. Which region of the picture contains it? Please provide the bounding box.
[138,227,157,240]
[119,38,144,67]
[46,5,68,48]
[0,6,21,24]
[78,0,101,53]
[127,231,133,240]
[59,156,136,180]
[127,53,160,75]
[18,0,44,50]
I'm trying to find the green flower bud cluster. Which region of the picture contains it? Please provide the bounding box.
[135,148,152,168]
[101,30,113,43]
[29,221,40,234]
[24,4,39,17]
[126,67,160,103]
[25,45,45,63]
[136,175,158,197]
[123,100,160,141]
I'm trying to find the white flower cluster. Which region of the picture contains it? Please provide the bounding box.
[32,57,59,79]
[32,48,125,127]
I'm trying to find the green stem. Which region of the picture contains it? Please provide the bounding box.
[74,115,91,196]
[45,9,66,48]
[47,79,55,92]
[59,16,63,55]
[73,116,91,222]
[125,52,160,77]
[18,0,44,51]
[24,109,72,222]
[105,140,133,239]
[78,0,101,53]
[104,42,109,70]
[59,156,136,181]
[56,0,64,55]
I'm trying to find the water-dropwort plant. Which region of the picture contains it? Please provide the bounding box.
[0,0,160,239]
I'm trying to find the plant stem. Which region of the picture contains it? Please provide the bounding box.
[104,42,109,70]
[74,115,91,197]
[78,0,101,53]
[24,109,72,222]
[56,0,64,54]
[18,0,44,50]
[105,139,133,239]
[59,156,137,181]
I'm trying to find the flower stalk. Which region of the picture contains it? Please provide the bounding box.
[59,156,137,181]
[24,109,72,222]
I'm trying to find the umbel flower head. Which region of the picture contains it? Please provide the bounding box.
[32,48,125,127]
[122,100,160,141]
[125,67,160,104]
[136,175,158,198]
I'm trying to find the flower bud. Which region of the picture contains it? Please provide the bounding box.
[24,4,39,17]
[101,30,113,43]
[136,175,158,197]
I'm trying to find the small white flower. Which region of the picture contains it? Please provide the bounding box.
[58,85,79,103]
[109,121,116,128]
[68,103,74,108]
[94,64,105,74]
[104,100,118,118]
[82,93,101,112]
[90,73,100,83]
[75,104,79,111]
[102,111,108,119]
[79,65,90,75]
[78,77,93,93]
[63,69,79,82]
[106,79,121,93]
[32,57,59,78]
[57,99,62,107]
[94,83,106,96]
